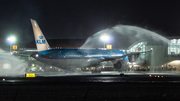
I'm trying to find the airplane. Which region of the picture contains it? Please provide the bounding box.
[30,19,152,73]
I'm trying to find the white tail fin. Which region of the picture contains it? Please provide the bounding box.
[30,19,51,51]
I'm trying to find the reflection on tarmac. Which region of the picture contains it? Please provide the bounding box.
[33,71,180,77]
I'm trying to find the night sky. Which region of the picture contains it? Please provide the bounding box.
[0,0,180,46]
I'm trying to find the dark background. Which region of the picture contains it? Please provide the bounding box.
[0,0,180,46]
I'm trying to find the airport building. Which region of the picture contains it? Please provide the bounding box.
[2,36,180,72]
[126,36,180,71]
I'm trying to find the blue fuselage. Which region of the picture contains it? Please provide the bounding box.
[32,49,129,69]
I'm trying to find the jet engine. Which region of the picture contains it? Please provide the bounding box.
[113,60,129,71]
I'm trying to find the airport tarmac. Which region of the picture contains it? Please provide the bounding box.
[32,70,180,77]
[1,71,180,83]
[1,70,180,77]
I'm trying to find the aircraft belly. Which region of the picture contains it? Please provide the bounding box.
[38,58,98,68]
[54,59,90,67]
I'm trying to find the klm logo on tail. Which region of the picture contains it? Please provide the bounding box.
[36,36,46,44]
[39,36,43,39]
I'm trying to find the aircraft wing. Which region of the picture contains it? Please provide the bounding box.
[13,53,31,57]
[103,49,152,61]
[13,51,38,57]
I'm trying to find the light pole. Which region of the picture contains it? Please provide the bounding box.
[100,33,109,48]
[7,36,16,52]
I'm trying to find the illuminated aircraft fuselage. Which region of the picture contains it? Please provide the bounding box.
[32,49,129,70]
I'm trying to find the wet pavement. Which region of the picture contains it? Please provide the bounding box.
[31,70,180,77]
[1,70,180,77]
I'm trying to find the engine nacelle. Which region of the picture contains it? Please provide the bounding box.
[113,60,129,71]
[100,61,107,66]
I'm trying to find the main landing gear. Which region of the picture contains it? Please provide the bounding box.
[91,69,101,74]
[64,69,74,73]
